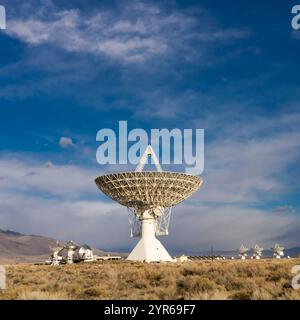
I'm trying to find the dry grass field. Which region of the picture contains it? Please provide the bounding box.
[1,259,300,300]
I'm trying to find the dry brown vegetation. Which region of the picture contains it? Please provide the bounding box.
[1,259,300,300]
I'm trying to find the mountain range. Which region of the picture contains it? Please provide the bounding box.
[0,229,124,264]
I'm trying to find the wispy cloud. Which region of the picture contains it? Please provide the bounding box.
[201,130,300,204]
[5,1,249,63]
[195,111,300,205]
[0,1,253,103]
[168,204,300,251]
[0,192,126,248]
[0,157,99,199]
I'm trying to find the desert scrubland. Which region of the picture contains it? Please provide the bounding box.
[1,259,300,300]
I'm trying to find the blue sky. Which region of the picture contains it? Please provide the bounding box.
[0,0,300,252]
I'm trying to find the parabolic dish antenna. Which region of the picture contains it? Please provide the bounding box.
[252,244,263,260]
[95,145,203,262]
[272,243,284,259]
[238,244,249,260]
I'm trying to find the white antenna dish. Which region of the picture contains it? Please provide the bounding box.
[95,145,203,262]
[252,244,263,260]
[272,243,284,259]
[238,244,249,260]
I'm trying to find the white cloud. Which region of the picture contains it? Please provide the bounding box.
[199,131,300,204]
[166,204,300,251]
[59,136,74,149]
[0,156,132,248]
[0,192,127,248]
[5,2,249,63]
[0,158,98,198]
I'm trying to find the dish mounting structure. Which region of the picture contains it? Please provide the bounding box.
[128,146,171,238]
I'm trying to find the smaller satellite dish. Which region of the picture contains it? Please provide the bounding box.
[238,244,249,260]
[252,244,263,260]
[271,243,284,259]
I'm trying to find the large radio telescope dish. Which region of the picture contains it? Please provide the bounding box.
[95,171,201,209]
[95,145,203,262]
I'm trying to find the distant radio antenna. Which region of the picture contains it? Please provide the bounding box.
[272,243,284,259]
[238,244,249,260]
[252,244,263,260]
